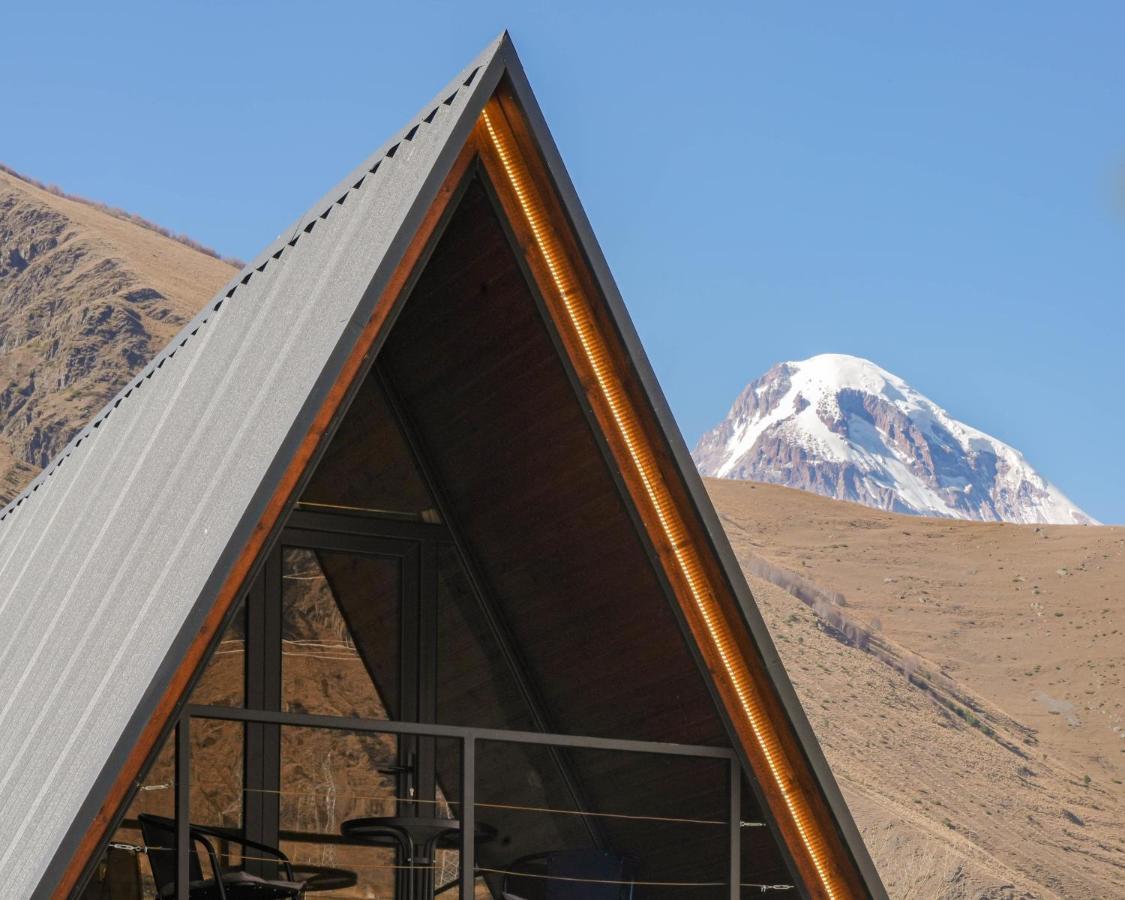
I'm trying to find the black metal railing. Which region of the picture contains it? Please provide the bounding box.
[172,704,744,900]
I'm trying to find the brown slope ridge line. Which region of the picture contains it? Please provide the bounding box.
[0,168,236,504]
[708,477,1125,899]
[0,162,245,267]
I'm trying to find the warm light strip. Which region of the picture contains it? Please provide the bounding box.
[480,106,844,899]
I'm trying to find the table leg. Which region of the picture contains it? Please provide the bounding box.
[417,837,438,899]
[394,834,416,900]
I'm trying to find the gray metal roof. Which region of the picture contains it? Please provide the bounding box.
[0,36,506,897]
[0,33,884,899]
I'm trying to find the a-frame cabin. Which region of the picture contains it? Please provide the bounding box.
[0,34,885,900]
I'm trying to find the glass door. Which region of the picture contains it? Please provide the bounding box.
[264,527,441,896]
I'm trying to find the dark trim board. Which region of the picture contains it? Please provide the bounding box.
[290,506,454,542]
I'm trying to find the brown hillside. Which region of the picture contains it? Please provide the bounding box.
[709,478,1125,898]
[0,168,235,503]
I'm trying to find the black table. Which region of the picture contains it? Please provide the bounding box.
[340,816,496,899]
[287,864,358,893]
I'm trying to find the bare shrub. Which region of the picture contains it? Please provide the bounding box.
[935,671,957,693]
[841,616,871,651]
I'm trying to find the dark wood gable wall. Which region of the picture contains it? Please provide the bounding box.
[374,174,793,887]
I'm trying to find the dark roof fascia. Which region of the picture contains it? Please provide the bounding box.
[34,38,509,899]
[492,39,887,900]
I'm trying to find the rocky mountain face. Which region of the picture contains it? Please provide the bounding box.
[694,353,1095,525]
[0,169,235,504]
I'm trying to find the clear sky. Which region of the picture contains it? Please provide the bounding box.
[3,2,1122,522]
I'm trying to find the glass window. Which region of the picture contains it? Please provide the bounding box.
[90,721,244,899]
[299,374,439,521]
[281,548,397,719]
[188,596,245,708]
[435,544,536,732]
[278,726,399,898]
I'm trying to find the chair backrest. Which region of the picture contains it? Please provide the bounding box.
[138,814,204,894]
[505,849,633,900]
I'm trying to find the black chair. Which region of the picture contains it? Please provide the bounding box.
[502,850,635,900]
[138,814,305,899]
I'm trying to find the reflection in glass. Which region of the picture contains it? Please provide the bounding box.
[435,543,535,732]
[89,721,245,898]
[279,726,399,899]
[189,596,246,707]
[300,374,439,520]
[281,548,396,719]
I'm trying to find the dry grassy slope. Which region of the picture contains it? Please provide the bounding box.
[0,169,235,503]
[708,478,1125,898]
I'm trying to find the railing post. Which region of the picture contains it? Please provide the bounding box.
[460,735,476,900]
[175,716,191,900]
[728,754,741,900]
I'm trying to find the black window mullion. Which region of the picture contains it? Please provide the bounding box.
[243,568,266,852]
[261,545,283,852]
[416,540,438,806]
[398,545,421,814]
[244,547,282,872]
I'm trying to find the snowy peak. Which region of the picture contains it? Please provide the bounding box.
[693,354,1097,525]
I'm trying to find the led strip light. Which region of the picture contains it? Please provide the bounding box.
[480,105,844,899]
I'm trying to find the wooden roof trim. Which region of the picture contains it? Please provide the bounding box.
[53,139,480,900]
[474,93,868,900]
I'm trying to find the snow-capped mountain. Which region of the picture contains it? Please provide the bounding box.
[693,354,1097,525]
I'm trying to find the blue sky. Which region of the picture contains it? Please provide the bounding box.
[3,2,1123,522]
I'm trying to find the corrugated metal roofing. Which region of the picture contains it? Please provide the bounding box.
[0,36,505,897]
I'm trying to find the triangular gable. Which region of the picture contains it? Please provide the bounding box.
[0,34,883,899]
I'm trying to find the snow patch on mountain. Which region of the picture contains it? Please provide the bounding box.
[693,354,1096,525]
